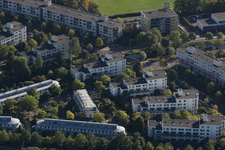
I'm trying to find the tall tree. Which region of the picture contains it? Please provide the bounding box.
[205,32,214,40]
[29,39,38,47]
[20,95,39,111]
[31,54,43,75]
[95,37,103,47]
[94,80,105,91]
[68,29,75,39]
[53,25,61,35]
[64,136,74,149]
[27,87,40,100]
[137,31,157,49]
[26,20,32,28]
[151,28,162,42]
[93,112,105,122]
[0,129,9,145]
[68,37,82,58]
[133,61,143,76]
[53,131,65,147]
[74,133,88,149]
[206,81,215,93]
[217,32,224,39]
[60,23,66,33]
[159,58,167,67]
[100,75,111,84]
[80,0,89,10]
[86,134,97,150]
[30,132,42,147]
[88,0,100,15]
[145,142,154,150]
[116,110,130,124]
[134,116,145,134]
[189,32,197,40]
[72,79,85,91]
[162,113,170,119]
[41,22,47,32]
[139,51,147,61]
[66,110,75,120]
[167,69,178,81]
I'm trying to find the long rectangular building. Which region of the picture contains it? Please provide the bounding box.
[0,0,123,42]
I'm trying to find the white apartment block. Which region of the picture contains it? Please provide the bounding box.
[148,114,225,142]
[0,21,26,45]
[0,116,21,131]
[71,52,126,81]
[110,70,167,97]
[20,34,70,65]
[132,89,199,115]
[0,0,123,42]
[0,79,60,106]
[73,89,98,118]
[176,47,225,87]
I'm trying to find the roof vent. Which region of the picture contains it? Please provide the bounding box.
[79,13,82,16]
[156,97,158,100]
[155,73,158,76]
[53,6,56,9]
[186,93,189,96]
[149,98,151,100]
[67,10,70,12]
[211,119,215,122]
[163,97,165,99]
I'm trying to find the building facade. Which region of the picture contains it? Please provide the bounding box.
[110,70,167,97]
[0,21,26,45]
[132,89,199,115]
[0,0,123,42]
[0,116,21,131]
[20,34,70,65]
[148,114,225,142]
[73,89,98,118]
[71,52,126,81]
[140,2,178,34]
[0,80,60,106]
[176,47,225,87]
[34,118,126,138]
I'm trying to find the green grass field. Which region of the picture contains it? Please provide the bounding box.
[95,0,175,16]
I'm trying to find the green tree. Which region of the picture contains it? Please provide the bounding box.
[80,0,89,9]
[29,39,38,47]
[168,81,175,92]
[163,89,172,95]
[21,129,31,145]
[68,29,75,39]
[184,69,192,79]
[46,20,53,30]
[24,45,31,52]
[60,23,66,33]
[95,37,103,47]
[204,98,209,104]
[13,16,18,21]
[139,51,147,61]
[116,110,130,124]
[145,141,154,150]
[159,58,167,67]
[167,69,178,81]
[132,112,142,121]
[162,113,170,119]
[206,81,215,93]
[126,68,136,78]
[173,110,181,119]
[143,112,152,121]
[94,80,105,91]
[49,107,58,116]
[41,22,47,32]
[0,129,9,145]
[83,35,88,44]
[18,14,25,22]
[86,43,93,51]
[20,95,38,111]
[161,37,170,47]
[54,50,63,67]
[184,144,194,150]
[51,101,57,107]
[179,81,189,89]
[151,28,162,42]
[0,12,5,21]
[181,110,192,120]
[55,67,68,78]
[137,31,158,50]
[155,146,164,150]
[53,25,61,35]
[219,138,225,148]
[33,17,39,24]
[74,133,88,149]
[27,20,32,28]
[169,30,180,42]
[66,110,75,120]
[64,136,74,149]
[27,87,40,100]
[77,111,85,118]
[205,32,214,40]
[133,140,142,150]
[204,140,215,150]
[88,0,100,15]
[100,75,111,84]
[133,61,143,76]
[217,32,224,39]
[134,116,145,134]
[180,31,189,42]
[4,99,18,111]
[50,85,62,96]
[86,134,97,150]
[164,142,174,150]
[37,109,47,118]
[156,47,166,56]
[53,131,65,147]
[72,79,85,91]
[30,132,42,147]
[68,37,81,58]
[213,105,218,111]
[93,112,105,122]
[215,91,223,101]
[214,40,223,49]
[189,32,197,40]
[43,136,52,147]
[115,72,129,82]
[0,106,2,115]
[168,47,175,55]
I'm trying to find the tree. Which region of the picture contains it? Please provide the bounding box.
[189,32,197,40]
[24,45,31,52]
[88,0,100,15]
[77,111,85,118]
[41,22,47,32]
[29,39,38,47]
[204,140,215,150]
[21,129,31,145]
[93,112,105,122]
[53,25,61,35]
[137,31,158,50]
[161,37,170,47]
[55,67,68,78]
[27,87,40,100]
[20,95,39,111]
[126,68,136,78]
[68,29,75,39]
[53,131,65,147]
[151,28,162,42]
[86,134,97,150]
[156,46,166,56]
[27,20,32,28]
[155,146,164,150]
[134,117,145,134]
[167,69,178,81]
[213,105,218,111]
[80,0,89,10]
[0,106,2,115]
[82,35,88,44]
[60,23,66,33]
[43,136,52,147]
[0,129,9,145]
[116,110,130,124]
[54,50,64,67]
[184,144,194,150]
[215,91,223,101]
[217,32,224,39]
[184,69,192,79]
[4,99,18,111]
[145,141,154,150]
[95,37,103,47]
[74,133,88,149]
[46,20,53,30]
[168,47,175,55]
[72,79,85,91]
[133,140,142,150]
[68,37,81,58]
[164,142,174,150]
[49,107,58,116]
[37,109,47,118]
[100,75,111,84]
[50,85,62,96]
[114,72,129,82]
[219,138,225,148]
[204,98,209,104]
[169,30,180,42]
[168,81,175,92]
[206,81,215,93]
[179,81,189,89]
[181,110,192,120]
[64,136,74,149]
[139,51,147,61]
[162,113,170,119]
[94,80,105,91]
[86,43,93,51]
[133,61,143,76]
[66,110,75,120]
[13,16,18,21]
[132,112,142,121]
[30,132,42,147]
[18,14,25,22]
[33,17,39,24]
[214,40,223,49]
[180,31,189,42]
[143,112,152,121]
[0,12,5,21]
[205,32,214,40]
[117,17,123,23]
[163,89,172,95]
[159,58,167,67]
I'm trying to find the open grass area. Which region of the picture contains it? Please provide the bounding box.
[95,0,175,16]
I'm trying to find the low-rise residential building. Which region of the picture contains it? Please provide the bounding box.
[110,70,167,97]
[148,114,225,142]
[140,2,178,34]
[0,116,21,131]
[34,118,126,137]
[0,21,26,45]
[0,79,60,106]
[71,52,126,81]
[73,89,98,118]
[20,34,70,65]
[176,46,225,87]
[132,89,199,115]
[197,12,225,31]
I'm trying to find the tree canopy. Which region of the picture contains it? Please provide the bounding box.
[72,79,85,91]
[20,95,39,111]
[93,112,105,122]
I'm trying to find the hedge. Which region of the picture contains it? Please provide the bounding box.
[109,12,141,19]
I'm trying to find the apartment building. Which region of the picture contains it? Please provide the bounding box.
[0,21,26,45]
[20,34,70,65]
[110,70,167,97]
[0,80,60,106]
[34,118,126,137]
[140,2,178,34]
[73,89,98,118]
[132,89,199,115]
[176,46,225,87]
[71,52,126,81]
[197,12,225,31]
[0,0,123,42]
[148,114,225,142]
[0,116,21,131]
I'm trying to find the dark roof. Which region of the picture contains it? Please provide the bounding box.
[20,51,36,57]
[132,96,176,105]
[71,67,90,74]
[145,70,167,80]
[142,8,177,19]
[32,44,55,52]
[85,61,108,69]
[101,52,125,63]
[8,0,44,7]
[175,89,199,99]
[177,47,225,71]
[197,18,217,26]
[160,119,199,128]
[50,34,70,45]
[148,120,160,127]
[123,77,147,85]
[110,82,128,89]
[4,21,26,32]
[0,32,12,40]
[212,12,225,21]
[200,115,225,126]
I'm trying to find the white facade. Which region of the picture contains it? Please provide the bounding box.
[148,114,225,142]
[71,52,126,81]
[0,116,21,131]
[73,89,98,118]
[132,89,199,115]
[0,79,60,106]
[176,47,225,87]
[0,21,27,45]
[110,70,167,97]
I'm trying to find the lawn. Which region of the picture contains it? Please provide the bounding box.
[95,0,175,16]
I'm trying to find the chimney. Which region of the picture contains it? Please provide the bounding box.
[51,35,58,42]
[214,59,222,67]
[44,0,52,6]
[147,71,152,77]
[178,88,183,96]
[203,114,208,122]
[187,47,196,54]
[163,2,170,9]
[101,14,108,21]
[6,23,13,29]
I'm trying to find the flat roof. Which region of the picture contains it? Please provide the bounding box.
[0,116,20,125]
[197,18,217,26]
[71,67,90,74]
[99,19,121,28]
[123,77,147,85]
[175,89,199,99]
[132,95,176,105]
[7,0,44,7]
[145,70,167,80]
[50,34,70,45]
[101,52,125,63]
[200,115,225,126]
[212,12,225,21]
[32,44,55,52]
[161,119,199,128]
[85,61,108,70]
[142,8,177,19]
[4,21,26,32]
[20,51,37,57]
[110,82,128,89]
[74,89,96,108]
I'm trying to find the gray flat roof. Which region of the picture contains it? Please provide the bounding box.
[175,89,199,99]
[85,61,108,70]
[20,51,37,57]
[50,34,70,45]
[74,89,96,108]
[197,18,217,26]
[161,119,199,128]
[145,70,167,80]
[99,19,121,28]
[110,82,128,89]
[71,67,90,74]
[101,52,125,63]
[132,95,176,105]
[200,115,225,126]
[212,12,225,21]
[33,44,55,52]
[142,8,177,19]
[8,0,44,7]
[4,21,26,32]
[123,77,147,85]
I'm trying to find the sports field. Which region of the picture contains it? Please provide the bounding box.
[95,0,175,16]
